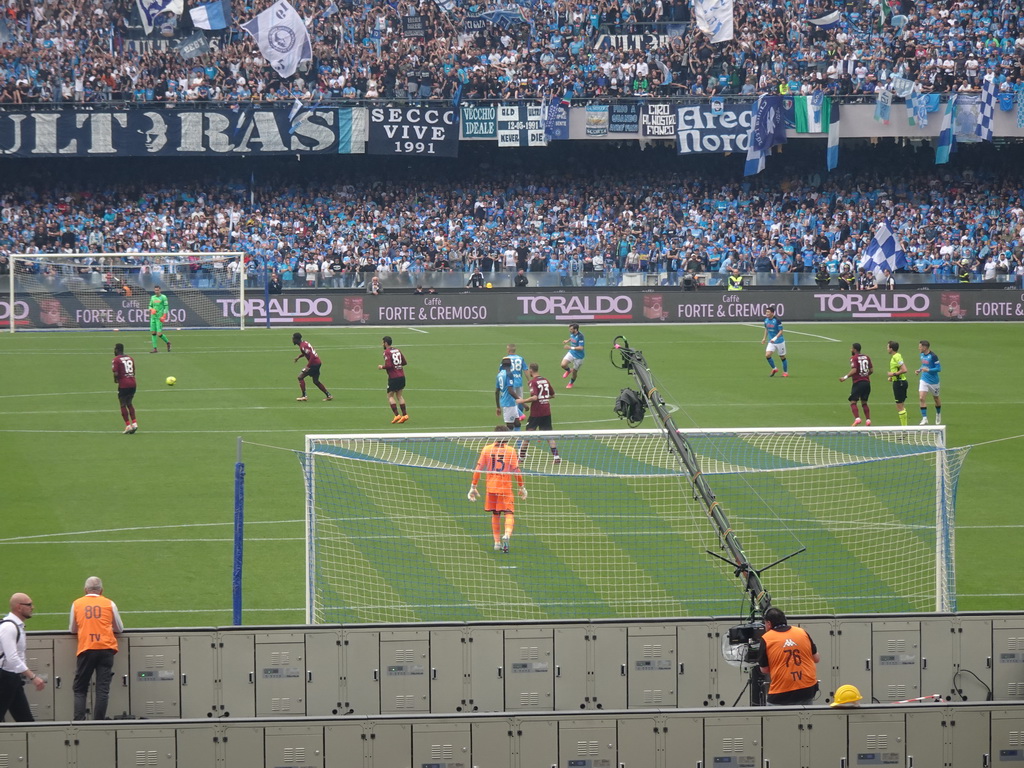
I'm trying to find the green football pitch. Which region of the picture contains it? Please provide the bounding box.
[0,321,1019,630]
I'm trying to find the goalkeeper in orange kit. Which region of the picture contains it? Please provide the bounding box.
[148,285,171,353]
[468,426,527,553]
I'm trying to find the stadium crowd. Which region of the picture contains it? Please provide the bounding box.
[2,148,1023,287]
[0,0,1023,105]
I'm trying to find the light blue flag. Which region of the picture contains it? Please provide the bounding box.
[827,101,840,171]
[744,97,767,176]
[0,15,13,44]
[935,95,956,165]
[190,0,231,30]
[874,89,891,124]
[137,0,183,34]
[859,222,908,276]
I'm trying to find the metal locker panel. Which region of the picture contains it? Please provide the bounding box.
[759,712,804,768]
[947,711,990,768]
[179,632,219,719]
[586,625,626,710]
[953,616,995,702]
[558,718,616,768]
[847,712,906,767]
[993,622,1024,701]
[919,616,958,701]
[341,628,380,715]
[364,721,413,768]
[554,627,590,711]
[49,634,79,721]
[105,637,131,719]
[661,714,703,767]
[65,726,117,768]
[615,716,661,768]
[23,642,54,722]
[503,628,553,711]
[25,726,69,768]
[515,717,557,768]
[834,618,874,701]
[412,723,471,768]
[703,715,761,768]
[904,710,948,768]
[470,719,514,768]
[803,709,850,768]
[127,635,180,718]
[991,707,1024,762]
[174,724,219,768]
[465,627,504,713]
[710,621,755,710]
[255,635,306,716]
[380,631,429,714]
[796,617,835,698]
[429,628,471,714]
[222,725,267,768]
[218,631,255,718]
[872,621,921,702]
[265,726,324,768]
[674,621,716,708]
[325,722,371,768]
[0,731,27,768]
[626,626,677,709]
[305,629,343,716]
[115,728,176,768]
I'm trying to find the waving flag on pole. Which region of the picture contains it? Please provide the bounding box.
[241,0,311,78]
[137,0,184,34]
[694,0,734,43]
[860,222,908,276]
[826,100,841,171]
[976,79,996,141]
[935,95,957,164]
[807,11,842,29]
[190,0,231,29]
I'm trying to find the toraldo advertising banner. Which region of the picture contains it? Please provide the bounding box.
[2,289,1023,330]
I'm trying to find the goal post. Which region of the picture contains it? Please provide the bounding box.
[301,427,969,625]
[6,252,247,332]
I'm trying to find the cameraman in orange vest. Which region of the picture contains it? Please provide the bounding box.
[69,577,124,720]
[757,606,820,706]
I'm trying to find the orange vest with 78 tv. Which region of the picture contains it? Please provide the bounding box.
[763,626,817,695]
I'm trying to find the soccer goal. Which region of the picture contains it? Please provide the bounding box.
[5,251,246,331]
[301,427,969,625]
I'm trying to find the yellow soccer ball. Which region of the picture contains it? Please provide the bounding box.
[166,376,177,386]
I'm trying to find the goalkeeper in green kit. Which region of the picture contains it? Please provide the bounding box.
[148,285,171,353]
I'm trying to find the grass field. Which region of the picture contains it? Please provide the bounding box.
[0,321,1020,630]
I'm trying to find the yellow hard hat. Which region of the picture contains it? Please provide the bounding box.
[830,684,863,707]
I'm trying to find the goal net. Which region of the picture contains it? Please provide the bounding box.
[6,252,246,331]
[302,428,968,625]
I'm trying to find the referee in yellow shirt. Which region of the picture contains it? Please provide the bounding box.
[886,341,909,426]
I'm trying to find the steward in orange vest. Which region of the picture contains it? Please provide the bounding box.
[69,577,124,720]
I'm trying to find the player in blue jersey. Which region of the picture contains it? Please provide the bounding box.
[505,343,526,424]
[761,305,789,377]
[560,323,585,389]
[915,339,942,425]
[495,357,520,429]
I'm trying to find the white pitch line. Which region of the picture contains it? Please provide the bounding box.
[406,327,429,334]
[742,323,841,342]
[0,519,302,543]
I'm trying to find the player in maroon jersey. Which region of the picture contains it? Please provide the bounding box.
[378,335,409,423]
[292,333,333,402]
[112,343,138,434]
[516,362,561,463]
[839,342,873,426]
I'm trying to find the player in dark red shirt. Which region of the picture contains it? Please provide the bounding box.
[112,343,138,434]
[516,362,560,463]
[292,333,333,402]
[839,342,873,426]
[378,335,409,423]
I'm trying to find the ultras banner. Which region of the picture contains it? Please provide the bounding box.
[0,106,369,157]
[366,105,459,157]
[3,289,1022,330]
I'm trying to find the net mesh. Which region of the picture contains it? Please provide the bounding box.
[303,428,967,624]
[11,252,243,330]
